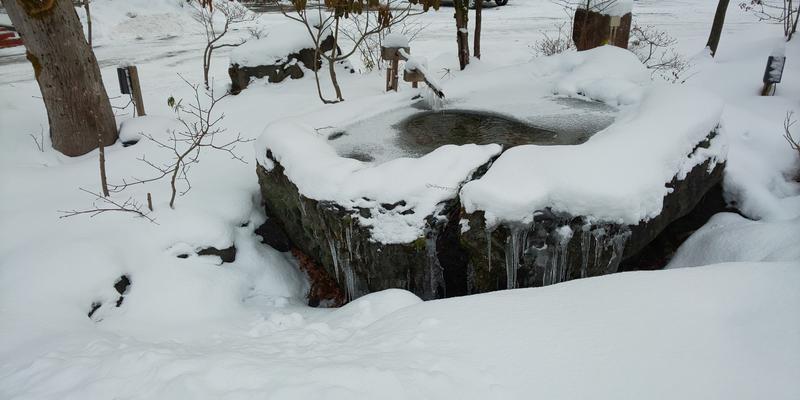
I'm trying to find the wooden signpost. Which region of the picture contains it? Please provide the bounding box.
[380,45,444,99]
[382,45,410,92]
[761,55,786,96]
[117,65,146,116]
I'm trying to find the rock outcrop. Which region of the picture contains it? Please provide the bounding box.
[229,35,337,94]
[257,132,724,302]
[256,151,478,301]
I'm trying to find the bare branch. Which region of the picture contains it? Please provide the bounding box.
[59,188,157,223]
[108,76,250,208]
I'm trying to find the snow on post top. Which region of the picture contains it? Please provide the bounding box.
[579,0,633,16]
[384,33,409,48]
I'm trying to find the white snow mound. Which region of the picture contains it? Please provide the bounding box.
[460,85,726,226]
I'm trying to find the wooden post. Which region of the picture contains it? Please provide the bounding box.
[381,46,409,92]
[127,65,146,116]
[390,59,400,91]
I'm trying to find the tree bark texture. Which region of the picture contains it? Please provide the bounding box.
[454,0,470,70]
[706,0,730,57]
[5,0,117,157]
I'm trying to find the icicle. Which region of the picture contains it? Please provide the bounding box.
[605,230,631,274]
[343,263,356,301]
[591,227,607,272]
[327,238,340,282]
[345,220,353,263]
[504,228,524,290]
[425,230,445,298]
[554,225,573,284]
[580,224,591,278]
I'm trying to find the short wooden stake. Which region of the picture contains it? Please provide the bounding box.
[127,65,146,116]
[390,59,400,91]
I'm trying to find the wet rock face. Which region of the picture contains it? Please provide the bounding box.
[257,155,454,301]
[460,157,725,293]
[258,135,724,302]
[229,35,336,94]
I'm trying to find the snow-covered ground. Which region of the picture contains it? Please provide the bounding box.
[0,0,798,398]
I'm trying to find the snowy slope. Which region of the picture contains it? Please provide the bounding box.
[0,0,798,398]
[1,262,798,399]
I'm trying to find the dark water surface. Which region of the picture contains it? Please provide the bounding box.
[396,110,595,157]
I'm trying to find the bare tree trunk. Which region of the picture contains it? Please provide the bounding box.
[454,0,470,69]
[98,125,109,197]
[203,44,211,89]
[706,0,730,57]
[790,0,799,41]
[474,0,482,59]
[5,0,117,157]
[328,17,343,101]
[84,0,92,47]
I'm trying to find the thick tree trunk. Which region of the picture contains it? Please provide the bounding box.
[706,0,730,57]
[5,0,117,157]
[473,0,482,59]
[454,0,470,70]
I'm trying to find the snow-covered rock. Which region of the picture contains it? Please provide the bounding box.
[254,48,727,300]
[229,22,335,93]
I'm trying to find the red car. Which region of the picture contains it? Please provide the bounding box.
[0,25,23,49]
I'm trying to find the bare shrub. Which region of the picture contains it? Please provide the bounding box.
[280,0,430,103]
[343,16,428,72]
[629,24,690,82]
[190,0,256,89]
[59,188,156,223]
[739,0,799,41]
[110,77,251,209]
[530,21,575,56]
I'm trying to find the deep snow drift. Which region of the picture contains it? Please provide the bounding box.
[0,0,799,398]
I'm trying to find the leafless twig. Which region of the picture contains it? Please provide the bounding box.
[108,76,252,209]
[740,0,799,41]
[191,0,257,89]
[629,24,689,82]
[28,126,44,152]
[530,21,574,56]
[59,188,157,223]
[784,111,799,153]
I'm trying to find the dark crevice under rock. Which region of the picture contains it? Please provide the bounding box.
[258,131,725,303]
[619,182,732,270]
[255,218,292,252]
[114,275,131,307]
[197,245,236,264]
[88,274,132,319]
